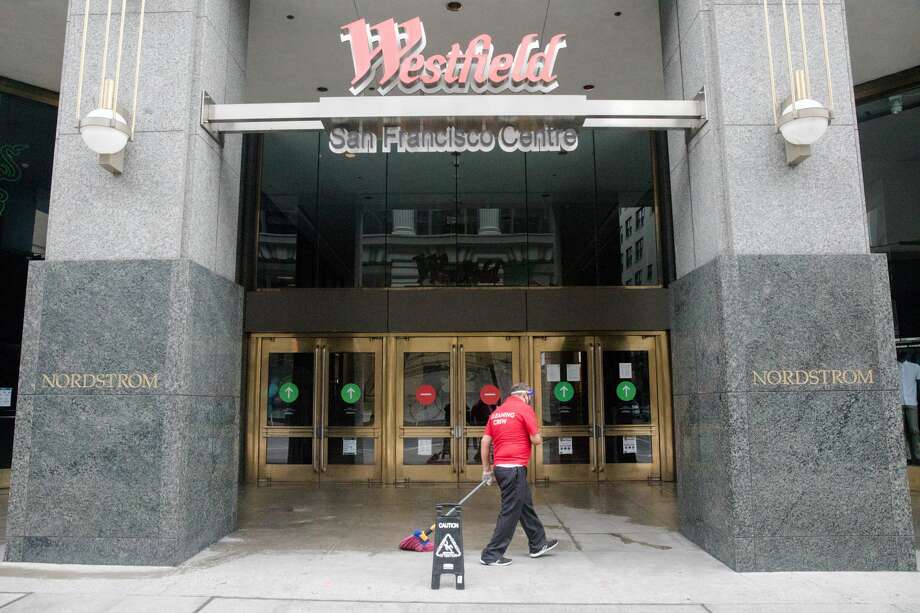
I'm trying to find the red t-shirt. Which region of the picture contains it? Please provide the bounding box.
[484,396,539,466]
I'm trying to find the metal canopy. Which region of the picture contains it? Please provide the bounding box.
[200,94,706,137]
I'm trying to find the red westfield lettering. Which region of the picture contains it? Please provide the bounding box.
[340,17,566,95]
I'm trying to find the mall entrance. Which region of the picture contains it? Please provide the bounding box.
[246,333,673,485]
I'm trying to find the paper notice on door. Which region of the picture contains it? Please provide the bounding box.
[418,438,432,456]
[619,362,633,379]
[546,364,561,382]
[343,438,357,456]
[559,437,573,455]
[566,364,581,382]
[0,388,11,408]
[623,436,638,454]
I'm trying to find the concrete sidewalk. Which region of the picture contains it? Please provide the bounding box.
[0,483,915,612]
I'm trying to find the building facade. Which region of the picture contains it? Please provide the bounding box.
[0,0,917,572]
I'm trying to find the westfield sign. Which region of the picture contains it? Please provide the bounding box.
[340,17,567,95]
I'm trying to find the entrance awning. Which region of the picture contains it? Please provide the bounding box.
[200,94,706,139]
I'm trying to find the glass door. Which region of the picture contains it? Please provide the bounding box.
[532,337,598,481]
[259,337,320,482]
[318,338,384,482]
[457,337,521,482]
[396,337,457,482]
[257,337,383,483]
[395,336,521,482]
[594,335,661,480]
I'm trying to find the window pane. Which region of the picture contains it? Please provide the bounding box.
[327,352,376,427]
[266,437,312,465]
[602,350,652,425]
[527,131,597,286]
[327,437,375,465]
[543,436,590,464]
[464,351,514,426]
[605,435,653,464]
[318,135,387,287]
[540,351,590,426]
[403,437,451,465]
[266,353,314,427]
[403,352,451,426]
[456,150,528,286]
[387,153,457,286]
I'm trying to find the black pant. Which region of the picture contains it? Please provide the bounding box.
[481,466,547,561]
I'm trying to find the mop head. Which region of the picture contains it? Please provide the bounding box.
[399,529,435,552]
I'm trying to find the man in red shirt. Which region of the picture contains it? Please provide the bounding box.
[479,383,558,566]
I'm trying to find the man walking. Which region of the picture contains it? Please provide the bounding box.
[480,383,558,566]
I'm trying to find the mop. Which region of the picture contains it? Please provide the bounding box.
[398,480,488,552]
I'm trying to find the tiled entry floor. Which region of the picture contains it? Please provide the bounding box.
[0,483,915,612]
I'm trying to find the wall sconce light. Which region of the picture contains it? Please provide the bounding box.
[762,0,834,166]
[75,0,147,175]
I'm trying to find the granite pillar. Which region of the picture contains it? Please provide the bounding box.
[659,0,916,570]
[6,0,250,565]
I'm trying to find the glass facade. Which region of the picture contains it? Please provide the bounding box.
[255,130,658,288]
[858,80,920,469]
[0,89,56,472]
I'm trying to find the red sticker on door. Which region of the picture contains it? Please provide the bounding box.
[479,384,501,405]
[415,384,437,406]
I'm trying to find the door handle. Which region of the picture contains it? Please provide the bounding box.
[321,345,329,472]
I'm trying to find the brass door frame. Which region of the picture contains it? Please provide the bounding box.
[456,336,522,483]
[255,337,321,483]
[320,337,384,483]
[395,337,458,483]
[594,335,661,481]
[532,336,598,482]
[245,331,674,485]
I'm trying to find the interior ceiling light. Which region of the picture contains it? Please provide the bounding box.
[286,14,295,20]
[614,11,622,16]
[583,84,595,91]
[317,86,328,92]
[446,2,463,12]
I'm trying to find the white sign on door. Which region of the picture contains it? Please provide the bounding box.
[619,363,633,379]
[559,437,573,455]
[546,364,561,382]
[418,438,432,456]
[343,438,357,455]
[0,388,11,408]
[566,364,581,382]
[622,436,638,454]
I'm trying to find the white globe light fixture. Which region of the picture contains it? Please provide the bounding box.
[80,105,130,155]
[760,0,835,166]
[779,97,830,146]
[74,0,147,175]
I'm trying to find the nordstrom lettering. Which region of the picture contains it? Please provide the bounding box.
[751,368,875,386]
[340,17,566,95]
[40,373,160,390]
[328,125,578,155]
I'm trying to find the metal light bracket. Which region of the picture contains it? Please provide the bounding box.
[200,91,224,146]
[777,93,833,166]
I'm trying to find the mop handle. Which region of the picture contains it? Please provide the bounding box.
[443,480,487,518]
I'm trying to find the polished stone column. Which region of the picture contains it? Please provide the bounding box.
[659,0,915,570]
[5,0,250,565]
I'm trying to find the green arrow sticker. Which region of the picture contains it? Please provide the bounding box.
[553,381,575,403]
[340,383,362,404]
[278,382,299,404]
[616,381,637,402]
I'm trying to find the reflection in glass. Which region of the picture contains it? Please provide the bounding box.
[328,437,375,465]
[466,437,486,464]
[266,353,314,427]
[266,437,312,464]
[540,351,589,426]
[465,351,513,426]
[403,352,451,426]
[403,437,451,465]
[543,436,590,464]
[328,352,375,426]
[605,435,652,464]
[253,129,659,289]
[602,350,652,425]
